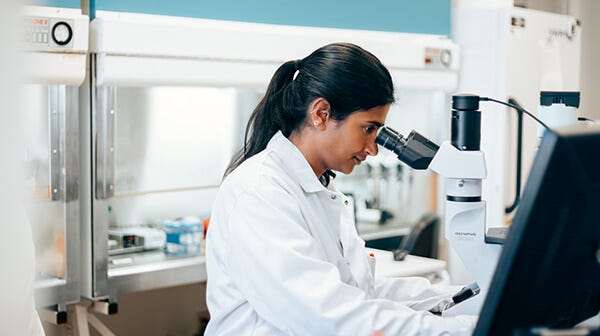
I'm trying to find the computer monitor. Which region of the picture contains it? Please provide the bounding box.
[475,125,600,335]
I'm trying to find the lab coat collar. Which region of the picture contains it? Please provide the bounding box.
[267,131,329,194]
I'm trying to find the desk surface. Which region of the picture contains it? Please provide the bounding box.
[366,248,447,278]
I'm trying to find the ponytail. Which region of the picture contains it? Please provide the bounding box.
[224,60,305,177]
[224,42,394,178]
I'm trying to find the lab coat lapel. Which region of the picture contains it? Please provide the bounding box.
[266,131,325,194]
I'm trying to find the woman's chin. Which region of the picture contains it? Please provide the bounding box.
[339,165,355,175]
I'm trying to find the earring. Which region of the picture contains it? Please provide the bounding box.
[313,120,319,126]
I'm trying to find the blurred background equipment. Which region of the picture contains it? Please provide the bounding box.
[392,212,441,261]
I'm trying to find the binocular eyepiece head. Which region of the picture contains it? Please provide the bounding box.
[376,127,439,170]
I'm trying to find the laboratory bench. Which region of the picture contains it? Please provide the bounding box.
[366,248,447,280]
[107,246,446,286]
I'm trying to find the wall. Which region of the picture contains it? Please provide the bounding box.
[27,0,452,36]
[568,0,600,120]
[514,0,568,12]
[26,0,79,7]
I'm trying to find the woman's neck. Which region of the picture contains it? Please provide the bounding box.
[288,131,326,177]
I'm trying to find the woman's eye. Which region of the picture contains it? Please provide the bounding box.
[364,126,376,134]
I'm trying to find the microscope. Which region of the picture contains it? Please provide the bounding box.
[376,92,584,314]
[376,94,502,295]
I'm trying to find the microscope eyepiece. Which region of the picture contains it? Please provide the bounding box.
[376,126,406,154]
[376,126,439,170]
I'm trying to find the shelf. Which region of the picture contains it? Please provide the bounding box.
[107,252,207,296]
[34,277,72,308]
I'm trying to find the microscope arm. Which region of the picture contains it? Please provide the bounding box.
[428,141,486,180]
[428,141,501,294]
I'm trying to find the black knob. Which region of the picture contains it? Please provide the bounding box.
[51,21,72,46]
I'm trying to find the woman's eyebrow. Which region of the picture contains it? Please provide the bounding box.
[367,121,384,127]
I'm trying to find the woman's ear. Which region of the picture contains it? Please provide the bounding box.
[308,97,331,128]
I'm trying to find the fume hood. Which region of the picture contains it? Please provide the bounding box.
[82,10,461,305]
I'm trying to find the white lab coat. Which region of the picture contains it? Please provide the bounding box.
[205,131,476,335]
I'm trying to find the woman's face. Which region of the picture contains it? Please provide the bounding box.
[319,104,390,174]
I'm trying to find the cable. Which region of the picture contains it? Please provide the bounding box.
[505,97,523,214]
[479,97,558,135]
[480,96,595,214]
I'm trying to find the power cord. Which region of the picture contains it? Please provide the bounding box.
[479,96,597,215]
[479,96,557,135]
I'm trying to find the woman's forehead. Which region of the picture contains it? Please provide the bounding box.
[350,105,390,121]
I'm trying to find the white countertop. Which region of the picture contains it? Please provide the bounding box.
[366,248,447,278]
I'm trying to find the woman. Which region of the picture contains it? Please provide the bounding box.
[205,42,477,335]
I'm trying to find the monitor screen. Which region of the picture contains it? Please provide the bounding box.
[475,125,600,335]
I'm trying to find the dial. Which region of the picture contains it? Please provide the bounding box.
[440,49,452,67]
[51,21,72,46]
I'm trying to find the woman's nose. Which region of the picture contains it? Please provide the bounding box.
[365,139,378,156]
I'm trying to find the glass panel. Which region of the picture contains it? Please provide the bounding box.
[105,86,447,263]
[107,86,261,266]
[114,87,256,195]
[20,84,67,281]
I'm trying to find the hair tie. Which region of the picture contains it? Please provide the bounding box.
[292,59,302,81]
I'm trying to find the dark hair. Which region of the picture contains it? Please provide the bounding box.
[224,42,395,177]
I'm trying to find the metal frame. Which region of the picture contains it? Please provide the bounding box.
[34,85,80,321]
[84,54,109,300]
[85,55,208,302]
[95,85,115,201]
[90,70,112,299]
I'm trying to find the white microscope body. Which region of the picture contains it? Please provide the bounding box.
[428,141,502,292]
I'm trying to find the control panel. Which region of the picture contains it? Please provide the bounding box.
[24,16,74,49]
[21,6,88,84]
[424,47,452,69]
